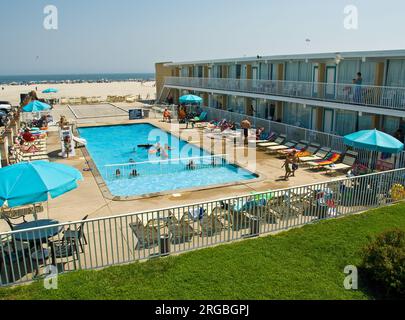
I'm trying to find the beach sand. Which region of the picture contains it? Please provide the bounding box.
[0,81,157,105]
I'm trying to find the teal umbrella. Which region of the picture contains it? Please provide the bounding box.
[179,95,203,104]
[0,161,83,208]
[22,101,51,113]
[42,88,58,94]
[344,129,404,154]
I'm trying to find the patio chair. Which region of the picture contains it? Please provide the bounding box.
[166,213,196,244]
[249,132,277,145]
[0,239,31,284]
[257,134,287,150]
[299,147,332,163]
[62,215,89,253]
[266,140,298,154]
[129,218,160,250]
[188,112,208,128]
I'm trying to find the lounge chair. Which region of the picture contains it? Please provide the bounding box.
[166,213,196,244]
[257,134,287,150]
[307,152,342,170]
[325,151,358,174]
[188,112,208,128]
[276,140,309,157]
[217,200,253,231]
[296,143,321,159]
[299,147,331,162]
[248,132,277,145]
[129,218,160,250]
[199,213,223,237]
[266,140,298,154]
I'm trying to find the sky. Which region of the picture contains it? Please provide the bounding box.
[0,0,405,75]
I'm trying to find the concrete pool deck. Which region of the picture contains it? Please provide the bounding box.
[0,103,341,232]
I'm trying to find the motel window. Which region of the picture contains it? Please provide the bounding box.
[360,61,377,86]
[337,60,361,84]
[236,65,242,79]
[386,59,405,87]
[285,62,299,81]
[335,110,357,136]
[283,103,311,129]
[383,116,400,135]
[358,113,374,131]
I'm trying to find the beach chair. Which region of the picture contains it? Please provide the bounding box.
[299,147,331,163]
[248,132,277,145]
[307,152,342,170]
[276,140,309,157]
[129,218,160,250]
[216,200,251,231]
[166,213,196,244]
[325,151,358,175]
[257,134,286,150]
[266,140,298,154]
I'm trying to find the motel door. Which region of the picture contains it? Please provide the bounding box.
[323,109,334,134]
[325,66,337,98]
[312,66,319,97]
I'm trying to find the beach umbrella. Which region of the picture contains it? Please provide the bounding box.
[22,100,51,113]
[0,161,83,208]
[179,94,203,105]
[344,129,404,154]
[42,88,58,94]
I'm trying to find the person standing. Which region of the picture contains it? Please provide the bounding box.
[354,72,363,103]
[241,119,252,145]
[282,153,293,181]
[291,150,300,177]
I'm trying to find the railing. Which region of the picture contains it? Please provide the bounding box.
[165,77,405,111]
[103,154,229,180]
[2,168,405,287]
[199,106,405,170]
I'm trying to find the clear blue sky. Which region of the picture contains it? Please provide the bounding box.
[0,0,404,75]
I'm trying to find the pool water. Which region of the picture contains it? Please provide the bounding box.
[78,124,257,197]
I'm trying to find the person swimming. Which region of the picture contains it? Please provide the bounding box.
[115,169,121,178]
[129,158,135,163]
[129,169,139,177]
[138,144,154,149]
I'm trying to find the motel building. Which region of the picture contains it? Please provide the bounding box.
[156,49,405,137]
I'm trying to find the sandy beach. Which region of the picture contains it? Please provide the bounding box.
[0,81,157,105]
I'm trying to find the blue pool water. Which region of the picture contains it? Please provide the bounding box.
[78,124,257,197]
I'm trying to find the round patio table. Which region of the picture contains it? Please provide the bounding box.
[12,219,62,242]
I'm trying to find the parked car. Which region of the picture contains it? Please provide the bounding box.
[0,101,12,112]
[0,110,8,126]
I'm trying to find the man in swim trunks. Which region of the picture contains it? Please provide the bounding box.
[241,119,251,145]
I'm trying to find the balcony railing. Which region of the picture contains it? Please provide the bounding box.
[164,77,405,111]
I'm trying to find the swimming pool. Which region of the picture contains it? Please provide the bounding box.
[78,124,257,197]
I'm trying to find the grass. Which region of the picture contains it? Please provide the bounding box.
[1,203,405,300]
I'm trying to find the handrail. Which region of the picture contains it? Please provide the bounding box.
[164,76,405,111]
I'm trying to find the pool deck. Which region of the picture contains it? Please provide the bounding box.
[0,103,341,232]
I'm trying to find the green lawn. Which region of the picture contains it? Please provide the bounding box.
[1,203,405,300]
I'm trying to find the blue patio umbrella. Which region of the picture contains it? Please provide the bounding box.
[179,94,203,104]
[22,100,51,113]
[0,161,83,208]
[344,129,404,154]
[42,88,58,94]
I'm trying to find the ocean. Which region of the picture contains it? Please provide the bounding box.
[0,73,155,85]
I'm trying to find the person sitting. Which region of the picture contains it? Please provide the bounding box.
[256,127,265,140]
[178,108,186,123]
[163,108,171,123]
[22,128,36,143]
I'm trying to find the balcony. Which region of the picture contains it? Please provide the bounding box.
[164,77,405,113]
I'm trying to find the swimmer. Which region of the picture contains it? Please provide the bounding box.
[164,144,173,151]
[129,169,139,177]
[138,144,153,149]
[186,160,196,170]
[115,169,121,177]
[129,158,135,163]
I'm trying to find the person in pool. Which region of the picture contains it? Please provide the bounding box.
[129,158,135,163]
[115,169,121,178]
[129,169,139,177]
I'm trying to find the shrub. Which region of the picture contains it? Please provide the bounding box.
[361,229,405,298]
